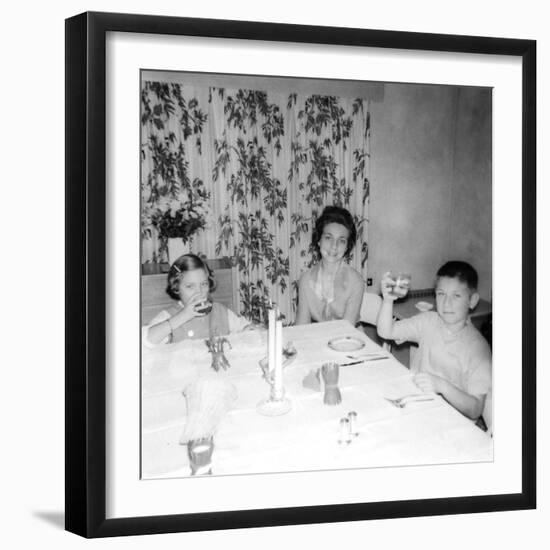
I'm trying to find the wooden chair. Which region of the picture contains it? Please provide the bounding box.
[359,292,383,325]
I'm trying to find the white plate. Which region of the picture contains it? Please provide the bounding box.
[328,336,365,352]
[415,301,434,312]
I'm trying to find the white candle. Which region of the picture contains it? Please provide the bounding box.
[268,308,276,374]
[273,320,283,399]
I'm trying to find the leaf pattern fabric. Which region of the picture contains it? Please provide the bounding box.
[142,82,371,324]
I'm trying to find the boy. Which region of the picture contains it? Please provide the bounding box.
[377,261,491,422]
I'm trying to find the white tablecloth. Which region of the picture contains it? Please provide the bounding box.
[142,320,493,478]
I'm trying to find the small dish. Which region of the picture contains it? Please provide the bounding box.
[415,301,434,312]
[328,336,365,352]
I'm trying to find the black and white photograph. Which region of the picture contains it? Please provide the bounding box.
[140,70,494,479]
[2,0,545,547]
[59,6,536,541]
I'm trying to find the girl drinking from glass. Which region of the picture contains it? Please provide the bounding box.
[145,253,250,346]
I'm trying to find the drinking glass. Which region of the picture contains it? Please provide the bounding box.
[187,436,214,475]
[196,299,213,315]
[389,272,411,298]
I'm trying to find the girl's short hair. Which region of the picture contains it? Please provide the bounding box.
[312,205,357,259]
[166,253,216,300]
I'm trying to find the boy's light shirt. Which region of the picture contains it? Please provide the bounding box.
[392,311,492,398]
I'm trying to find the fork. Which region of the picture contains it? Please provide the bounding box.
[384,393,437,408]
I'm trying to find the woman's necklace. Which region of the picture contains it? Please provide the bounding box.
[319,261,342,303]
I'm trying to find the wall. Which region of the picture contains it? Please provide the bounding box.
[143,73,492,299]
[369,84,492,300]
[450,88,492,299]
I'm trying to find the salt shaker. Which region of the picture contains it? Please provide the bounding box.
[338,417,352,445]
[348,411,358,437]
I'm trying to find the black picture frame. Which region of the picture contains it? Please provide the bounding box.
[65,11,536,538]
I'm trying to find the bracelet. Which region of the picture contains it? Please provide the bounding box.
[166,318,174,335]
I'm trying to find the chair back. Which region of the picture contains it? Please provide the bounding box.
[360,292,383,326]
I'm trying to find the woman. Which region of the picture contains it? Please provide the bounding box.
[295,206,365,325]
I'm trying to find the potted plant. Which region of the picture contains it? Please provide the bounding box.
[141,145,211,267]
[155,190,210,264]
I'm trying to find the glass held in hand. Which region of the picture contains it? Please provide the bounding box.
[195,299,213,315]
[388,271,411,299]
[187,436,214,476]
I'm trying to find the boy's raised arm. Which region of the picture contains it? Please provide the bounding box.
[377,271,398,339]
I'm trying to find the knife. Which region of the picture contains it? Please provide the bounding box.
[339,356,389,366]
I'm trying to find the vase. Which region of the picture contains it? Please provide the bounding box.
[167,238,190,263]
[141,262,162,275]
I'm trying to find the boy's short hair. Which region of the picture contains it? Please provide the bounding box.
[436,261,478,291]
[312,205,357,259]
[166,253,216,300]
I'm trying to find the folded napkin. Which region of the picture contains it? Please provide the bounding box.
[321,363,342,405]
[302,368,322,392]
[179,377,238,444]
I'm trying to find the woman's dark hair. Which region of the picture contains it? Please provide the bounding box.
[436,260,479,291]
[312,205,357,259]
[166,253,216,300]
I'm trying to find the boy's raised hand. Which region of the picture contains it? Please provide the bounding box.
[380,271,398,301]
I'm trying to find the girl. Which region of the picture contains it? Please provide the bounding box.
[295,206,364,325]
[145,254,250,346]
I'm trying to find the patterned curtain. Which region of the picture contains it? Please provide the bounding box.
[141,82,371,325]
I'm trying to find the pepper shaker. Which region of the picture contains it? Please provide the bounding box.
[348,411,358,437]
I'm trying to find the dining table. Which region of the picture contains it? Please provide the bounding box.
[141,319,493,478]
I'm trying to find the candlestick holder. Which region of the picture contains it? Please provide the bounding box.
[257,368,292,416]
[257,362,292,416]
[258,343,298,382]
[256,386,292,416]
